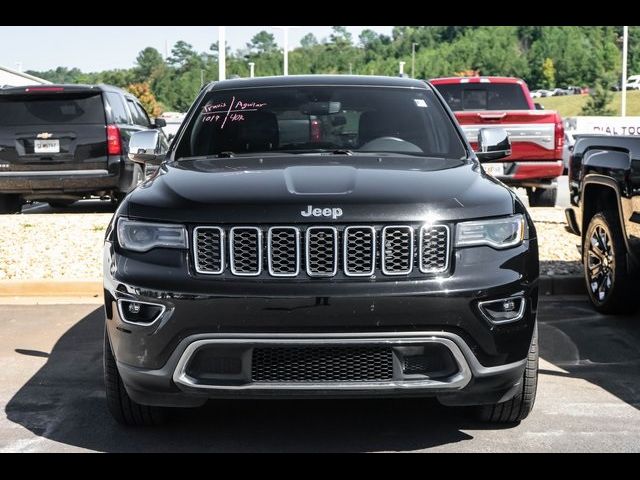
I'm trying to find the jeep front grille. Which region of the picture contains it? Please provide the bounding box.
[192,224,450,278]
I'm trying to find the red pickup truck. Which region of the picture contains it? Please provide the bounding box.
[430,76,564,206]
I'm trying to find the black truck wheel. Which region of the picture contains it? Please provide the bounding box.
[476,327,538,424]
[527,187,557,207]
[104,330,167,426]
[583,211,639,314]
[0,194,22,214]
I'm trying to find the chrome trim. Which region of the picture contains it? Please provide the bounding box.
[461,123,555,150]
[343,226,376,277]
[229,226,263,276]
[478,296,527,325]
[193,226,225,275]
[173,335,472,391]
[419,224,450,274]
[267,226,301,277]
[116,299,166,327]
[0,169,110,176]
[381,225,414,276]
[305,226,338,277]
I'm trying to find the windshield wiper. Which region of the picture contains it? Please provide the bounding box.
[217,151,235,158]
[331,149,353,155]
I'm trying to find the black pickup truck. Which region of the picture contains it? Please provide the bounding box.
[0,84,166,212]
[103,75,540,426]
[565,135,640,313]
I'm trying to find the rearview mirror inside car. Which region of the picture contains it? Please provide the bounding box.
[300,101,342,116]
[476,127,511,162]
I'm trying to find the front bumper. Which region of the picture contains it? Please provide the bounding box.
[104,237,539,408]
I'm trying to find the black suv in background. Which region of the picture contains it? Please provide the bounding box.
[104,75,539,426]
[0,84,167,213]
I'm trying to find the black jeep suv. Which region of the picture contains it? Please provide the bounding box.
[0,84,166,212]
[103,75,539,426]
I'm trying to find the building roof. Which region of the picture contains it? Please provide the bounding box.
[0,65,50,86]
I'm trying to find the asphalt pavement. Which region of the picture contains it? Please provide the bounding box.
[1,295,639,452]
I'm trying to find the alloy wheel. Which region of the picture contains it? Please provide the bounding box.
[587,225,615,303]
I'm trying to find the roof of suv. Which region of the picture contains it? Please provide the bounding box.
[206,75,430,91]
[0,83,129,96]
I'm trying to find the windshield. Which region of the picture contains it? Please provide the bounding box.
[433,83,531,111]
[0,93,105,125]
[175,86,466,159]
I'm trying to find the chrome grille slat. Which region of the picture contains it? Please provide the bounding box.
[343,226,376,276]
[306,227,338,277]
[193,227,224,274]
[381,226,414,275]
[419,225,450,274]
[268,227,300,277]
[229,227,262,276]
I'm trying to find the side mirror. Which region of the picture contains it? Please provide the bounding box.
[534,102,544,110]
[476,127,511,162]
[128,130,166,165]
[153,117,167,128]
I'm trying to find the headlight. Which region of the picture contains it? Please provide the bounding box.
[455,214,525,249]
[117,218,187,252]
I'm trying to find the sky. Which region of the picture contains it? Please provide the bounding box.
[0,26,394,73]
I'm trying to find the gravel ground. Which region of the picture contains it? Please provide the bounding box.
[0,214,112,280]
[0,207,581,281]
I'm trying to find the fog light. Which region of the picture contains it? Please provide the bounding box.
[117,299,166,326]
[478,297,526,324]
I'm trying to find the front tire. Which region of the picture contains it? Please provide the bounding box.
[0,194,22,214]
[583,211,638,314]
[476,326,538,424]
[527,187,557,207]
[104,330,167,426]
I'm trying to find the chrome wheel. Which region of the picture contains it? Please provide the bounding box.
[587,225,615,303]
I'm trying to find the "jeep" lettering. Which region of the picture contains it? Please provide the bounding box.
[300,205,343,220]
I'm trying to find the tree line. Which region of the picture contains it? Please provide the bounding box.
[27,26,640,114]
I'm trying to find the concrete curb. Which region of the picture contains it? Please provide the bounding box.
[0,276,586,298]
[0,280,102,297]
[539,275,585,296]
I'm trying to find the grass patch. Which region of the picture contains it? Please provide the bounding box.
[538,90,640,117]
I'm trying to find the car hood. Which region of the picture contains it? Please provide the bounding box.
[126,155,516,223]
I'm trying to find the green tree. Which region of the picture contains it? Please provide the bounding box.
[300,33,318,49]
[133,47,164,83]
[329,26,353,47]
[581,81,615,115]
[247,30,278,54]
[542,57,556,88]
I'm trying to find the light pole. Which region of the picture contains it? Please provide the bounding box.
[411,42,418,78]
[273,26,300,75]
[622,26,629,117]
[248,62,255,78]
[218,26,226,81]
